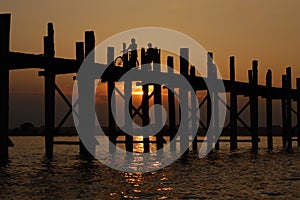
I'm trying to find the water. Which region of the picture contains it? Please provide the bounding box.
[0,136,300,199]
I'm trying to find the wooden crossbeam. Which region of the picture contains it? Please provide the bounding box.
[54,84,73,134]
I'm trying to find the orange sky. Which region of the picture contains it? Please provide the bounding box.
[1,1,300,127]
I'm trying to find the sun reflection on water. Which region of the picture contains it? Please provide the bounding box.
[122,171,173,199]
[133,136,144,153]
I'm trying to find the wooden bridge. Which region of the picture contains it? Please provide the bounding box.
[0,13,299,161]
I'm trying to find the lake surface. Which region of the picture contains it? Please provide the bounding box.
[0,136,300,199]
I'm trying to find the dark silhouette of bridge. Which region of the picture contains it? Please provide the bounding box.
[0,13,299,161]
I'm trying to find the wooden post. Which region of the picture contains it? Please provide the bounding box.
[266,70,273,150]
[44,23,55,158]
[74,43,83,118]
[250,61,259,151]
[153,49,164,150]
[75,41,84,151]
[141,50,150,153]
[85,31,95,59]
[209,53,220,150]
[179,48,189,153]
[124,80,133,152]
[180,48,189,77]
[142,85,150,153]
[286,67,292,150]
[107,47,116,153]
[190,66,198,151]
[0,14,10,161]
[78,31,96,156]
[230,56,238,151]
[123,42,137,153]
[297,78,300,146]
[207,52,214,151]
[167,56,176,151]
[76,42,84,62]
[281,75,287,148]
[206,93,212,152]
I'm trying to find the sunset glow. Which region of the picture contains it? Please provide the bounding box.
[132,89,144,96]
[1,2,300,199]
[1,0,299,129]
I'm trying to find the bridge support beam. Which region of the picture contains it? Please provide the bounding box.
[297,78,300,146]
[266,70,273,150]
[210,53,220,150]
[249,60,259,152]
[44,23,55,158]
[230,56,238,151]
[206,52,219,151]
[190,66,198,152]
[167,57,176,151]
[78,31,96,157]
[286,67,292,150]
[179,48,189,153]
[142,85,150,153]
[153,50,164,150]
[0,14,10,162]
[107,47,117,153]
[123,49,134,153]
[140,49,150,153]
[281,75,287,148]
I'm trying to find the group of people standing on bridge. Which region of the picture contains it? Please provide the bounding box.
[122,38,159,69]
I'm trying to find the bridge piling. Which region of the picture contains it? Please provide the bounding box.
[125,81,134,152]
[167,56,176,151]
[207,52,220,151]
[230,56,238,151]
[179,48,189,153]
[44,23,55,158]
[0,14,10,161]
[206,53,213,152]
[266,70,273,150]
[297,78,300,146]
[211,53,220,150]
[78,31,96,156]
[141,49,150,153]
[250,61,259,152]
[286,67,293,150]
[190,66,198,151]
[153,49,164,150]
[282,75,287,148]
[107,47,117,153]
[123,50,133,153]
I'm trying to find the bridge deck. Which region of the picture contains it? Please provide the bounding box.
[4,51,297,100]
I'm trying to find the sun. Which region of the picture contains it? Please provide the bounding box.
[132,90,144,96]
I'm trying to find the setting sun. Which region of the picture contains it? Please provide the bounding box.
[132,89,144,96]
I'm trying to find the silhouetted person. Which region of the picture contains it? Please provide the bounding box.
[123,38,138,67]
[146,42,155,64]
[125,38,137,52]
